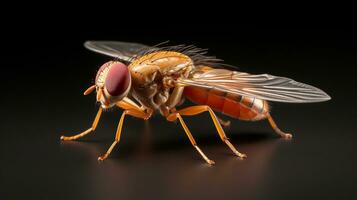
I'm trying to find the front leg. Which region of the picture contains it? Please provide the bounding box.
[98,108,151,161]
[60,107,103,141]
[116,97,152,120]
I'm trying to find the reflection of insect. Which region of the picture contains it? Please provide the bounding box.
[61,41,331,165]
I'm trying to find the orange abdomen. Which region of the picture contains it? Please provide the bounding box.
[183,86,269,121]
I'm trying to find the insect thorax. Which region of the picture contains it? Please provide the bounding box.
[128,51,194,111]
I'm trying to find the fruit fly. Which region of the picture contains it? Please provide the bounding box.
[60,41,331,165]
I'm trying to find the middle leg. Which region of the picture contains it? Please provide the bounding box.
[167,112,215,165]
[168,105,247,158]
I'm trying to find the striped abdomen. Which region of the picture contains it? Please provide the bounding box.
[183,86,269,121]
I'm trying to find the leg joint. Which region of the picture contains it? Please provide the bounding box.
[167,113,179,122]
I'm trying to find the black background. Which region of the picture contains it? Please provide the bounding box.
[0,9,356,200]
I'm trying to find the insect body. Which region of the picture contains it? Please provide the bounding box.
[129,51,193,115]
[61,41,331,165]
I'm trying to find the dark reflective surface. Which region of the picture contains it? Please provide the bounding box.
[1,27,356,199]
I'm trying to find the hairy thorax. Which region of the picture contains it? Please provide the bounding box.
[128,51,193,112]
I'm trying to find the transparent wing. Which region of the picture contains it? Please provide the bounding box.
[178,68,331,103]
[84,41,151,62]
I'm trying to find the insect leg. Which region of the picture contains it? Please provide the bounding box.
[98,109,151,161]
[167,113,215,165]
[116,97,152,119]
[266,113,293,139]
[60,107,103,141]
[170,105,247,158]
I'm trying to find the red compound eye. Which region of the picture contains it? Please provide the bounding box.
[105,62,130,96]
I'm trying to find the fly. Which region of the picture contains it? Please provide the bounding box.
[60,41,331,165]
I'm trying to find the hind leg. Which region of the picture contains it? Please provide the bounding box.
[266,113,292,139]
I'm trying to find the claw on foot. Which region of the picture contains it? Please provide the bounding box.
[207,159,215,165]
[237,152,247,159]
[232,150,247,158]
[282,133,293,140]
[60,136,71,141]
[98,155,108,162]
